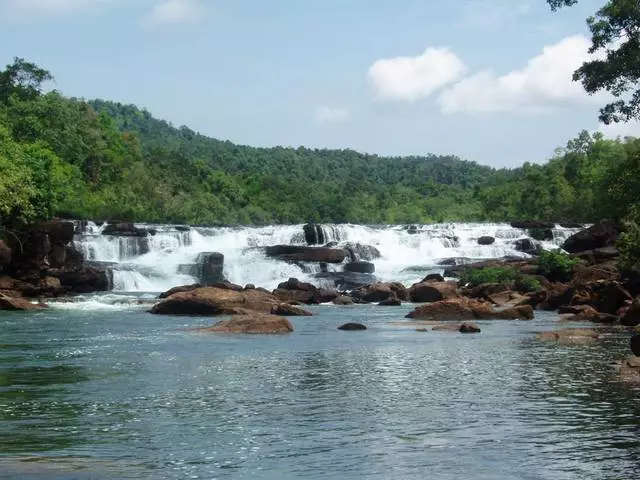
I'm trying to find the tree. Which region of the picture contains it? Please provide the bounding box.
[548,0,640,124]
[0,57,53,105]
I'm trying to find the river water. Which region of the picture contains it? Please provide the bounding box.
[1,300,639,479]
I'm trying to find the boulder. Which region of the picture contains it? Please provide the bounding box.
[198,313,293,334]
[537,328,600,344]
[576,246,619,264]
[265,245,346,263]
[344,261,375,274]
[151,287,279,316]
[467,283,511,300]
[351,282,409,303]
[621,298,640,327]
[529,228,554,241]
[31,220,75,244]
[55,267,110,293]
[631,334,640,356]
[0,240,11,271]
[378,296,402,306]
[209,281,244,292]
[0,293,47,311]
[494,305,534,320]
[303,223,326,245]
[562,219,621,254]
[338,323,367,331]
[196,252,225,285]
[422,273,445,283]
[514,238,539,255]
[343,243,381,261]
[477,236,495,245]
[406,298,491,321]
[558,304,600,318]
[460,323,481,333]
[271,304,313,316]
[159,284,202,299]
[409,281,459,303]
[333,295,354,305]
[539,284,574,311]
[487,290,530,308]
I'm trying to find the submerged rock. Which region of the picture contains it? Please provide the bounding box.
[338,322,367,331]
[197,313,293,334]
[432,322,481,333]
[537,328,600,344]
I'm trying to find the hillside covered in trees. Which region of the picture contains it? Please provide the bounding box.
[1,58,639,228]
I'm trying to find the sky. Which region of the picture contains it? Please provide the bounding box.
[0,0,638,168]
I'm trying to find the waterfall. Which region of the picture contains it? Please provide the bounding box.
[72,222,582,293]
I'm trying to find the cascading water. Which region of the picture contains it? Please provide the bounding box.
[72,222,581,293]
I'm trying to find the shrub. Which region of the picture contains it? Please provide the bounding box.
[458,267,516,287]
[537,249,581,282]
[516,275,542,293]
[618,206,640,272]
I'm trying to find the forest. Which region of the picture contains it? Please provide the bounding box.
[0,57,639,229]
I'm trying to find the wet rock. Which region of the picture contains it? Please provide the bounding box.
[159,284,202,299]
[333,295,354,305]
[0,293,47,311]
[196,252,225,285]
[619,354,640,383]
[487,291,530,308]
[432,322,481,333]
[271,304,313,316]
[272,278,338,304]
[511,221,555,229]
[621,298,640,327]
[102,222,154,237]
[562,219,621,254]
[409,281,459,303]
[514,238,540,255]
[423,273,445,283]
[460,323,481,333]
[528,228,554,241]
[338,322,367,331]
[406,225,419,235]
[477,236,495,245]
[55,266,109,294]
[209,281,244,292]
[540,284,574,311]
[198,313,293,334]
[378,296,402,306]
[32,220,75,244]
[244,284,256,290]
[576,246,619,264]
[343,243,381,261]
[406,298,491,321]
[344,261,375,274]
[351,282,409,303]
[151,287,279,316]
[303,223,326,246]
[495,305,534,320]
[265,245,346,263]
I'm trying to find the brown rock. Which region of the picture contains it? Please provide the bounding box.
[460,323,481,333]
[352,282,408,303]
[159,284,202,299]
[562,220,621,254]
[467,283,511,300]
[271,304,313,316]
[338,322,367,331]
[406,298,486,321]
[151,287,279,316]
[537,328,600,344]
[0,293,47,311]
[378,296,402,306]
[409,281,458,303]
[488,290,530,308]
[432,322,480,333]
[620,297,640,327]
[619,354,640,383]
[495,305,534,320]
[197,313,293,334]
[333,295,354,305]
[265,245,346,263]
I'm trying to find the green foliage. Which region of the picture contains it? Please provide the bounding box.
[618,206,640,271]
[516,275,542,293]
[458,267,517,287]
[548,0,640,124]
[537,249,581,282]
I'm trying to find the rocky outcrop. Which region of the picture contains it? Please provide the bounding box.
[272,278,338,305]
[351,282,409,303]
[303,223,326,245]
[197,313,293,334]
[343,243,381,262]
[406,298,533,321]
[265,245,346,263]
[271,304,313,316]
[409,281,459,303]
[0,293,47,311]
[514,238,539,255]
[102,222,155,237]
[537,328,600,344]
[151,287,279,316]
[562,220,621,253]
[467,283,511,300]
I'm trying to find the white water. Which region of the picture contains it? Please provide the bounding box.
[73,222,580,293]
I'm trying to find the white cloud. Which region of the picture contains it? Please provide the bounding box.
[0,0,109,22]
[368,47,466,103]
[315,106,350,124]
[143,0,207,27]
[438,35,597,114]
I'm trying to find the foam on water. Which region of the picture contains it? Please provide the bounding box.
[73,222,580,293]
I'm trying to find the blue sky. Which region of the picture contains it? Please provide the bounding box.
[1,0,637,168]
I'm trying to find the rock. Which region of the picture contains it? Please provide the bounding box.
[621,298,640,327]
[576,246,619,264]
[537,328,600,344]
[102,222,153,237]
[416,328,429,332]
[631,334,640,356]
[561,223,584,229]
[511,221,555,229]
[314,271,376,290]
[265,245,346,263]
[55,267,109,293]
[47,244,66,269]
[209,281,244,292]
[0,293,47,311]
[406,298,490,321]
[32,220,75,244]
[351,282,408,303]
[514,238,539,255]
[495,305,534,320]
[38,276,62,293]
[460,323,481,333]
[333,295,354,305]
[0,240,12,271]
[196,252,225,285]
[151,287,279,316]
[562,219,621,254]
[159,284,202,299]
[467,283,511,300]
[303,223,326,245]
[477,236,495,245]
[64,246,84,270]
[344,261,375,274]
[558,304,600,317]
[244,284,255,290]
[409,281,459,303]
[343,243,381,261]
[431,324,461,332]
[619,354,640,382]
[406,225,419,235]
[422,273,445,283]
[487,290,530,308]
[271,304,313,316]
[540,284,574,311]
[529,228,554,241]
[378,296,401,306]
[198,313,293,334]
[338,323,367,331]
